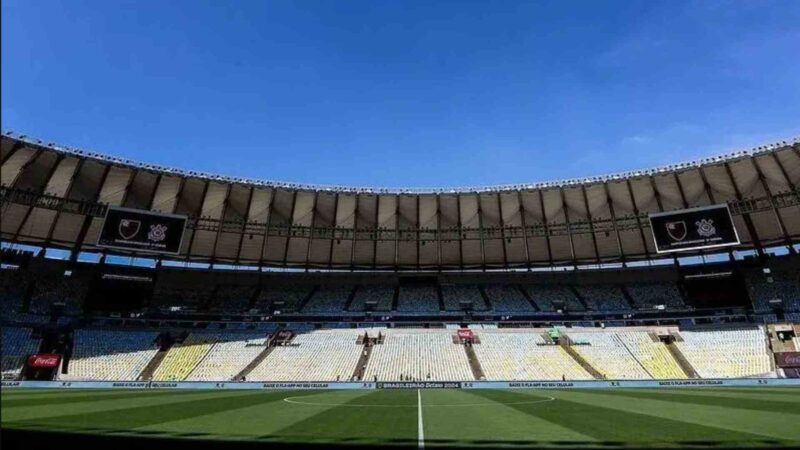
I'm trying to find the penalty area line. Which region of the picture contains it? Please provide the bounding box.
[417,389,424,449]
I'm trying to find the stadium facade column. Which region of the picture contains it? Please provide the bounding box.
[11,151,62,243]
[515,190,532,271]
[537,189,554,266]
[70,164,112,264]
[43,158,86,249]
[258,187,277,270]
[476,193,487,271]
[233,186,255,265]
[580,185,602,264]
[346,192,360,272]
[602,182,626,267]
[624,179,652,264]
[769,152,799,254]
[558,187,577,268]
[750,157,795,253]
[304,190,319,272]
[281,190,298,268]
[723,161,765,258]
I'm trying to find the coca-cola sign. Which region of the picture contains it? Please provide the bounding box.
[457,329,473,339]
[775,352,800,368]
[27,354,61,368]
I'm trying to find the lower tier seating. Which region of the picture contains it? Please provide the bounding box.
[61,329,160,381]
[675,327,772,378]
[364,331,473,381]
[473,332,591,380]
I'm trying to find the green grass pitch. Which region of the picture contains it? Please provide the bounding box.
[2,387,800,448]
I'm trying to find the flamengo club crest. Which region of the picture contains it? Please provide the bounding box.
[118,219,141,240]
[665,221,687,241]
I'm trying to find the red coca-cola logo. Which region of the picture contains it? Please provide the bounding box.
[27,354,60,368]
[776,352,800,368]
[457,329,473,339]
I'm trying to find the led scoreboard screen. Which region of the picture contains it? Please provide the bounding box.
[648,204,739,253]
[97,206,187,255]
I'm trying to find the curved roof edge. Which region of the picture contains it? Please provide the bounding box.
[3,129,799,194]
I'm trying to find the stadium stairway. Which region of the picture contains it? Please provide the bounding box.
[463,343,485,380]
[516,285,540,312]
[137,335,173,381]
[351,334,374,381]
[233,335,277,381]
[665,335,699,378]
[560,339,603,379]
[568,287,590,311]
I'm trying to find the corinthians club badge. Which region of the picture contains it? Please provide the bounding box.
[695,218,716,238]
[118,219,141,240]
[665,221,687,241]
[148,224,168,242]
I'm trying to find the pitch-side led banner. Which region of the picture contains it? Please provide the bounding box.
[97,206,187,255]
[648,204,739,253]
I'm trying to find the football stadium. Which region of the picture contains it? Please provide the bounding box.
[2,131,800,449]
[4,2,800,450]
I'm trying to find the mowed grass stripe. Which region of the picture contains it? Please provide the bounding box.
[1,390,239,423]
[422,389,594,446]
[605,388,800,413]
[6,390,308,433]
[267,390,418,445]
[135,389,376,439]
[1,389,204,408]
[637,387,800,404]
[538,389,800,442]
[468,389,771,444]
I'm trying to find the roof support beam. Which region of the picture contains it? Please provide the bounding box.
[71,164,112,261]
[435,194,442,270]
[516,191,532,270]
[580,185,601,263]
[43,158,86,248]
[393,194,400,270]
[372,195,380,271]
[559,187,577,266]
[258,188,276,269]
[10,151,53,240]
[210,184,233,265]
[750,157,794,252]
[456,195,464,270]
[234,186,255,265]
[476,194,486,271]
[538,189,554,266]
[497,193,509,269]
[281,190,298,267]
[183,180,210,264]
[603,183,626,265]
[625,179,652,262]
[0,140,25,167]
[304,190,319,271]
[724,162,764,257]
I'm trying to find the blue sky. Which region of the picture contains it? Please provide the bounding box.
[2,0,799,189]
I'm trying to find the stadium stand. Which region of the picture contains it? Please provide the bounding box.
[349,285,394,311]
[675,327,772,378]
[186,334,267,381]
[364,330,473,381]
[61,329,160,381]
[615,331,685,379]
[302,285,353,314]
[247,329,362,381]
[575,285,631,312]
[209,285,255,313]
[397,286,439,313]
[29,275,87,316]
[2,327,41,380]
[254,285,312,313]
[151,334,219,381]
[566,331,651,379]
[625,282,686,310]
[482,285,535,312]
[150,287,210,313]
[526,285,584,312]
[472,331,592,380]
[441,285,489,311]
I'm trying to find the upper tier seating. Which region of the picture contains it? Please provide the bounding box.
[209,285,255,313]
[349,285,394,311]
[364,331,473,381]
[483,285,535,312]
[29,276,87,316]
[302,285,353,313]
[151,333,219,381]
[442,285,489,311]
[626,282,686,310]
[675,327,772,378]
[247,330,362,381]
[575,285,631,311]
[567,331,650,379]
[615,331,685,379]
[397,286,439,313]
[2,327,41,380]
[527,286,584,311]
[254,285,312,313]
[0,268,27,318]
[61,329,160,381]
[746,268,800,313]
[472,332,591,380]
[186,334,267,381]
[151,287,210,312]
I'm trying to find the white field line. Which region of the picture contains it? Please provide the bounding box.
[417,389,425,449]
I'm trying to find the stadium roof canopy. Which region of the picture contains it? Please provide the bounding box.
[2,131,799,270]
